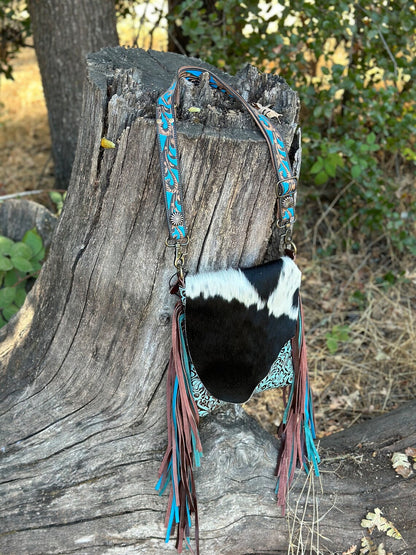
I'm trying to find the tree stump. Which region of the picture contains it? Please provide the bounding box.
[1,48,415,554]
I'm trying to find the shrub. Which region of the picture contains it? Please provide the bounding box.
[0,228,44,327]
[172,0,416,254]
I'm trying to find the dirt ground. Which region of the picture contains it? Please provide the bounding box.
[1,40,415,441]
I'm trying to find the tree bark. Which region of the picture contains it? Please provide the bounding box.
[27,0,119,189]
[1,48,415,555]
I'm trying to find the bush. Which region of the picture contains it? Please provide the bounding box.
[0,0,31,79]
[172,0,416,254]
[0,228,44,327]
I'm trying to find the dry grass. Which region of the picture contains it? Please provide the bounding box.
[0,43,54,196]
[286,469,325,554]
[246,226,416,437]
[305,251,416,436]
[1,40,415,440]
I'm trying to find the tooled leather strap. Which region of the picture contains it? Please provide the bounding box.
[156,66,297,249]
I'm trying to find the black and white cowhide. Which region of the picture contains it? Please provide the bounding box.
[184,256,301,404]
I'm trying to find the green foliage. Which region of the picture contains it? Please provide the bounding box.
[0,0,31,79]
[114,0,136,19]
[0,228,44,327]
[311,151,345,185]
[3,1,415,253]
[173,0,416,254]
[49,190,66,216]
[325,324,351,354]
[375,269,409,290]
[350,289,367,310]
[171,0,282,70]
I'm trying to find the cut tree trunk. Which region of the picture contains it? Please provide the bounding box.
[1,48,415,555]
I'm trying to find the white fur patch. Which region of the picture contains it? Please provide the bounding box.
[186,256,301,319]
[186,268,264,310]
[266,257,301,320]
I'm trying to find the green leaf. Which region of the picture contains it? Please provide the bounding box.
[4,269,19,287]
[0,255,13,272]
[314,170,329,185]
[0,286,16,308]
[402,147,416,161]
[49,191,63,204]
[323,158,337,178]
[10,242,33,260]
[15,288,27,308]
[3,303,20,321]
[0,314,6,328]
[384,272,396,284]
[32,247,45,263]
[31,261,42,273]
[11,256,34,273]
[326,336,338,354]
[337,326,350,341]
[327,152,345,168]
[351,165,362,179]
[310,157,324,174]
[0,236,15,256]
[22,228,43,258]
[49,191,66,215]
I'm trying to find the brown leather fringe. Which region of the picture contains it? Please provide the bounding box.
[275,299,319,514]
[156,300,202,554]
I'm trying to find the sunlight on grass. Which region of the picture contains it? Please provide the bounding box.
[117,6,168,51]
[0,42,52,195]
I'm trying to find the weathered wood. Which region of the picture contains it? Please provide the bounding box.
[290,400,416,554]
[1,48,415,555]
[0,199,57,247]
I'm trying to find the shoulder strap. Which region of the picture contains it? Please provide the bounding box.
[156,66,297,261]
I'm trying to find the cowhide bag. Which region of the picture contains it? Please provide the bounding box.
[155,66,320,554]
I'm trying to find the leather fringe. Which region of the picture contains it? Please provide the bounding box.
[156,299,203,554]
[275,297,320,513]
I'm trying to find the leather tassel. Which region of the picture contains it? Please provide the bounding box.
[156,295,203,554]
[275,298,320,513]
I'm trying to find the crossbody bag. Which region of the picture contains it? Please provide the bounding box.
[155,66,320,554]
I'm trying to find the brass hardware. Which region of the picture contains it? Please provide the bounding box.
[166,237,189,279]
[285,239,297,255]
[165,236,189,248]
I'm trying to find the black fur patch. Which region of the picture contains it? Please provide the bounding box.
[185,260,299,403]
[242,259,283,301]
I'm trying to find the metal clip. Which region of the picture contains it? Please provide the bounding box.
[277,222,297,256]
[285,239,297,255]
[166,237,189,279]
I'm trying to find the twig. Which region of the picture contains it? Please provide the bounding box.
[0,190,47,201]
[287,468,329,554]
[0,189,65,201]
[312,181,354,257]
[355,3,398,84]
